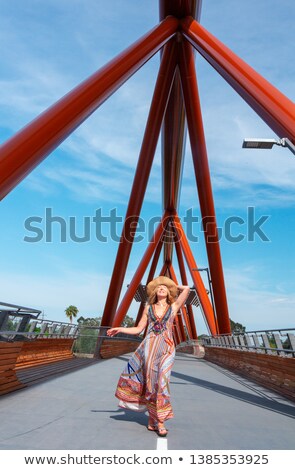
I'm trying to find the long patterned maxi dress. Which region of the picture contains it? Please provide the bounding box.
[115,304,175,423]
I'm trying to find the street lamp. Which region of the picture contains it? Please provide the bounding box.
[242,137,295,155]
[192,267,220,335]
[192,267,217,321]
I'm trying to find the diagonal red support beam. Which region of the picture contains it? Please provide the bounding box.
[174,236,197,339]
[0,16,179,200]
[160,2,202,266]
[181,17,295,142]
[174,323,181,345]
[168,264,189,342]
[160,263,169,276]
[171,214,218,335]
[111,213,171,328]
[159,0,202,21]
[100,40,178,329]
[161,71,187,266]
[94,215,170,357]
[135,234,165,326]
[159,262,182,343]
[162,70,186,214]
[169,262,193,340]
[178,39,231,335]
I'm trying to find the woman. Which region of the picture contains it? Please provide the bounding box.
[107,276,190,437]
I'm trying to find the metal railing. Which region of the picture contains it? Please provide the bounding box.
[73,325,142,355]
[176,339,203,349]
[201,328,295,358]
[0,318,80,341]
[0,303,143,357]
[0,301,84,341]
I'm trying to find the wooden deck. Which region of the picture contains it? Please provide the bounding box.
[1,353,295,450]
[16,356,97,388]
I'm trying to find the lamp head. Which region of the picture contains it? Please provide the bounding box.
[242,138,278,149]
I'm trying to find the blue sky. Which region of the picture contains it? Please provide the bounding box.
[0,0,294,334]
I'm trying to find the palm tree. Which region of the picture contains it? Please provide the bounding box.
[65,305,79,323]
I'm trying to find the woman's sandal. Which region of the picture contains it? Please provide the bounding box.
[157,425,168,437]
[147,420,158,432]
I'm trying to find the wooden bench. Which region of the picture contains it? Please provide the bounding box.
[99,339,140,359]
[15,338,75,369]
[0,336,142,395]
[0,341,26,395]
[0,338,76,396]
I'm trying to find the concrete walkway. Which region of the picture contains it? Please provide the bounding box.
[0,353,294,450]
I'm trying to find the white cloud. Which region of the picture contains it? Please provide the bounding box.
[180,95,295,209]
[1,0,294,210]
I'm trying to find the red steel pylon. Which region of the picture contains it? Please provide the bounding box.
[1,1,294,350]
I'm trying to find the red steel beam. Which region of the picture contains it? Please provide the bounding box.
[172,330,177,345]
[176,318,185,343]
[160,263,169,276]
[160,263,183,342]
[0,16,179,200]
[174,237,197,339]
[159,0,201,20]
[181,18,295,142]
[179,40,231,334]
[174,323,181,345]
[168,264,189,342]
[162,71,186,213]
[147,233,166,282]
[100,41,178,328]
[134,234,165,326]
[166,265,185,342]
[160,2,202,266]
[160,0,201,206]
[181,305,191,340]
[172,214,218,335]
[170,260,193,338]
[162,71,187,266]
[112,214,170,327]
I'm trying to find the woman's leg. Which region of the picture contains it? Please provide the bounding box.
[147,413,158,431]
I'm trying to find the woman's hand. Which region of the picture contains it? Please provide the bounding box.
[107,327,124,337]
[176,284,190,292]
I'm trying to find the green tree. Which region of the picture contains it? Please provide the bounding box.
[121,315,135,328]
[65,305,79,323]
[230,318,246,334]
[77,316,101,326]
[74,315,101,355]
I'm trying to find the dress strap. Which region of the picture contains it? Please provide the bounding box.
[148,305,153,316]
[150,304,172,323]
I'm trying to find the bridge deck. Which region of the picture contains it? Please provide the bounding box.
[0,353,294,450]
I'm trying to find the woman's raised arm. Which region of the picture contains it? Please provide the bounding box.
[106,305,148,337]
[173,285,190,312]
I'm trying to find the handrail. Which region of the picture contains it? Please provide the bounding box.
[212,327,295,335]
[77,325,143,343]
[0,308,143,343]
[201,328,295,358]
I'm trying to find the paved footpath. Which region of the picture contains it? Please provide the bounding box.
[0,353,294,450]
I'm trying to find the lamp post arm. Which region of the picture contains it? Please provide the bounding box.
[280,138,295,156]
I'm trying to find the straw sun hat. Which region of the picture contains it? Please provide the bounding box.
[146,276,178,300]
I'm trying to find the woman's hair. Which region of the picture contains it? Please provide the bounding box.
[147,286,175,305]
